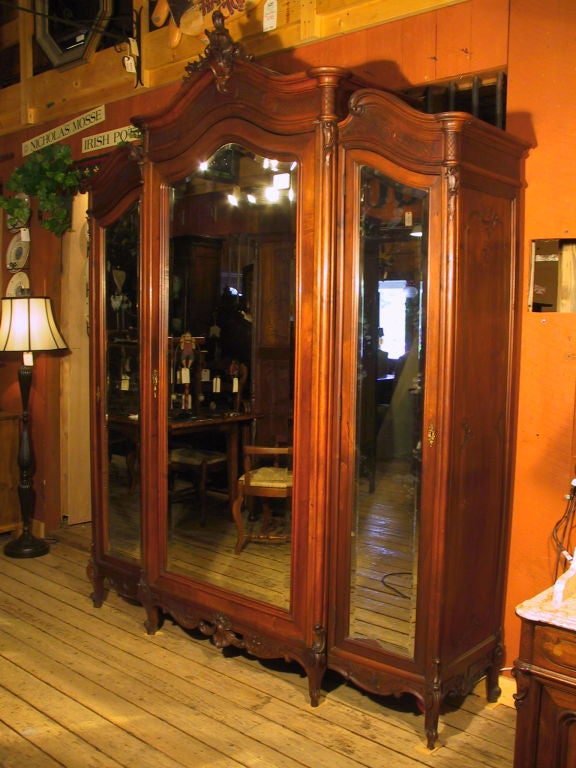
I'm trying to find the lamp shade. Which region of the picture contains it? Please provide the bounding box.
[0,297,68,353]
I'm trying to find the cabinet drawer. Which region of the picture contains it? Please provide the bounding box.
[532,625,576,676]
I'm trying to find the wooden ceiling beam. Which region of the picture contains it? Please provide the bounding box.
[0,0,467,137]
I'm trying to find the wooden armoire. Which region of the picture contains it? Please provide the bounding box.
[88,13,528,748]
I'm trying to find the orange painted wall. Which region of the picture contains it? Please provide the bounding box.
[263,0,509,85]
[1,0,575,671]
[505,0,576,667]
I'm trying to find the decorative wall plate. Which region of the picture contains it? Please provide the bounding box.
[6,233,30,272]
[6,271,30,297]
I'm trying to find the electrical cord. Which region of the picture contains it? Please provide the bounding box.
[552,478,576,580]
[381,571,411,600]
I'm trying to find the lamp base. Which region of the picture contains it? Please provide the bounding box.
[4,531,50,558]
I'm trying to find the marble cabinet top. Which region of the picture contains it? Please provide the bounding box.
[516,585,576,632]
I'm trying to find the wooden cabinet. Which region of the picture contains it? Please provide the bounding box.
[0,412,20,533]
[87,15,527,749]
[514,594,576,767]
[170,236,223,338]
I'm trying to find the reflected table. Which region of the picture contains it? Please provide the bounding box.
[108,411,255,516]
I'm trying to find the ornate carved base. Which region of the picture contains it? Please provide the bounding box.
[138,580,327,703]
[329,641,502,750]
[88,549,140,608]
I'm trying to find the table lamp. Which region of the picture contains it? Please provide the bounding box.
[0,296,68,558]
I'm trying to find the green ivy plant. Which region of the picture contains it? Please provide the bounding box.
[0,193,31,231]
[0,144,92,237]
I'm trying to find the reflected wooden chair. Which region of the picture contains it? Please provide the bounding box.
[169,446,227,528]
[108,430,138,493]
[232,445,292,553]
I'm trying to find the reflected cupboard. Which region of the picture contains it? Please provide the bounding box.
[87,20,527,749]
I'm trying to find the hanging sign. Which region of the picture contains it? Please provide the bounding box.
[263,0,277,32]
[82,125,142,154]
[22,106,106,156]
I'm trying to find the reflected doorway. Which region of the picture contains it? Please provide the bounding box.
[530,239,576,313]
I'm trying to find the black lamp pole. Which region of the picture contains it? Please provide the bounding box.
[4,361,50,558]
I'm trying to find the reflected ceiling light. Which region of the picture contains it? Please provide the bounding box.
[199,160,209,172]
[273,173,291,190]
[246,193,257,204]
[410,224,423,237]
[227,185,241,206]
[262,158,279,171]
[264,186,280,202]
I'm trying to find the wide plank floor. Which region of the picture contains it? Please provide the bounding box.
[0,526,517,768]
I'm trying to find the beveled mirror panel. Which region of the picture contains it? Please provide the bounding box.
[104,201,141,560]
[166,144,296,610]
[350,167,427,658]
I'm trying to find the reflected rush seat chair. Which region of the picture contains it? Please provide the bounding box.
[232,445,292,553]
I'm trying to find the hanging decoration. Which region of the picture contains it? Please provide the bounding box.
[151,0,262,48]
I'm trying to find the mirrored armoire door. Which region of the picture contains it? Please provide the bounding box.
[328,88,528,749]
[162,143,297,610]
[338,158,429,661]
[89,145,143,604]
[126,48,351,697]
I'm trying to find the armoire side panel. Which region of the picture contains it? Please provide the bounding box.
[442,188,517,658]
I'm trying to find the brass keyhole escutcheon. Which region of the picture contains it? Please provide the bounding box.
[152,369,159,399]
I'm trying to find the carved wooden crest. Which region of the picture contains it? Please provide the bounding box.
[184,10,254,92]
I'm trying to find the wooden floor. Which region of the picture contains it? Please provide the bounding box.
[108,454,418,648]
[0,525,517,768]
